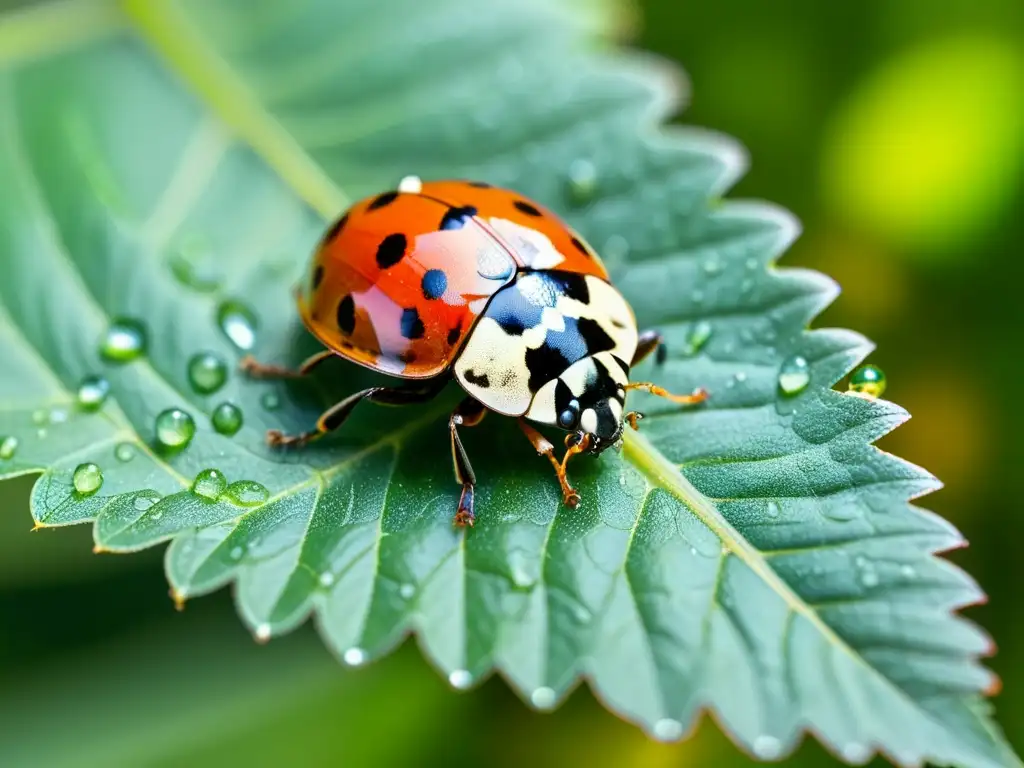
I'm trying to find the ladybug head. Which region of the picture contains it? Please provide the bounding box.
[525,353,628,455]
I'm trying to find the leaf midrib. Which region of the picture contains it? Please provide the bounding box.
[0,0,994,755]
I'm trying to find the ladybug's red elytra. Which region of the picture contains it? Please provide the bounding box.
[241,177,708,526]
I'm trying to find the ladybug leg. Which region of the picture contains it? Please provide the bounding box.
[266,376,448,448]
[450,397,487,528]
[517,419,591,509]
[632,330,667,367]
[240,350,336,379]
[624,382,709,406]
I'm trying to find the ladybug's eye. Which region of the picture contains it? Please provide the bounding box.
[558,400,580,429]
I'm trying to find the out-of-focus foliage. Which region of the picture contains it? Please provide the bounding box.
[1,0,1022,766]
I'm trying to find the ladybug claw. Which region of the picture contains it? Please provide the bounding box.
[266,429,312,448]
[564,491,581,509]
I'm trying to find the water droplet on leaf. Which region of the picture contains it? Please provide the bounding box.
[155,408,196,450]
[260,391,280,411]
[766,501,780,518]
[191,468,228,500]
[133,492,159,511]
[217,300,258,350]
[114,442,136,462]
[72,462,103,495]
[211,402,243,436]
[187,352,228,394]
[77,375,110,411]
[100,319,147,363]
[399,583,416,599]
[653,718,684,742]
[530,686,557,710]
[565,158,597,204]
[222,480,269,507]
[229,546,244,560]
[753,735,783,759]
[778,355,810,395]
[254,623,271,643]
[684,320,712,355]
[448,669,472,690]
[319,571,335,588]
[0,436,18,460]
[343,647,367,666]
[849,364,887,398]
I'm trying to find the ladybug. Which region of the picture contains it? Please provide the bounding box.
[242,177,707,526]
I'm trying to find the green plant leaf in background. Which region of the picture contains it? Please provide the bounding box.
[0,0,1017,765]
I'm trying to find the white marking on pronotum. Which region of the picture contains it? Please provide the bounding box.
[398,175,422,193]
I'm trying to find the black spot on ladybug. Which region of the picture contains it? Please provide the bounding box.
[447,326,461,345]
[576,317,615,355]
[464,369,490,388]
[513,200,543,217]
[322,213,348,244]
[421,269,448,299]
[311,265,324,291]
[525,343,571,391]
[376,233,407,269]
[400,307,425,339]
[440,205,478,231]
[609,355,631,378]
[336,295,356,335]
[570,236,591,258]
[368,191,399,210]
[550,272,590,304]
[467,181,492,188]
[399,349,417,364]
[655,344,667,365]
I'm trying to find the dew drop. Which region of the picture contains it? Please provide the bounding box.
[745,257,759,270]
[778,355,810,395]
[100,318,147,363]
[36,428,47,439]
[319,571,335,588]
[690,288,705,304]
[114,442,136,462]
[702,256,723,275]
[735,371,748,383]
[49,407,68,424]
[254,623,271,643]
[211,402,243,436]
[133,493,159,511]
[222,480,269,507]
[76,375,110,411]
[217,299,258,350]
[187,352,228,394]
[168,238,222,293]
[565,158,598,204]
[752,734,783,759]
[260,391,281,411]
[848,364,887,399]
[684,320,713,355]
[900,564,917,579]
[448,669,472,690]
[72,462,103,496]
[822,505,859,522]
[229,546,244,560]
[653,718,684,742]
[399,583,416,599]
[0,435,18,460]
[343,647,367,666]
[766,501,780,518]
[861,569,880,588]
[154,408,196,451]
[32,409,48,425]
[841,743,871,763]
[508,551,536,589]
[191,468,228,500]
[530,686,557,710]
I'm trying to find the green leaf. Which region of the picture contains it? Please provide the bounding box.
[0,0,1016,764]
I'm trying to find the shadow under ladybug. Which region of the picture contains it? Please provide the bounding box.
[242,177,707,527]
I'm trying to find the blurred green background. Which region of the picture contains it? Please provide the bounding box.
[1,0,1022,765]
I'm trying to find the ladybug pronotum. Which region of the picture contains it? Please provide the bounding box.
[242,177,707,526]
